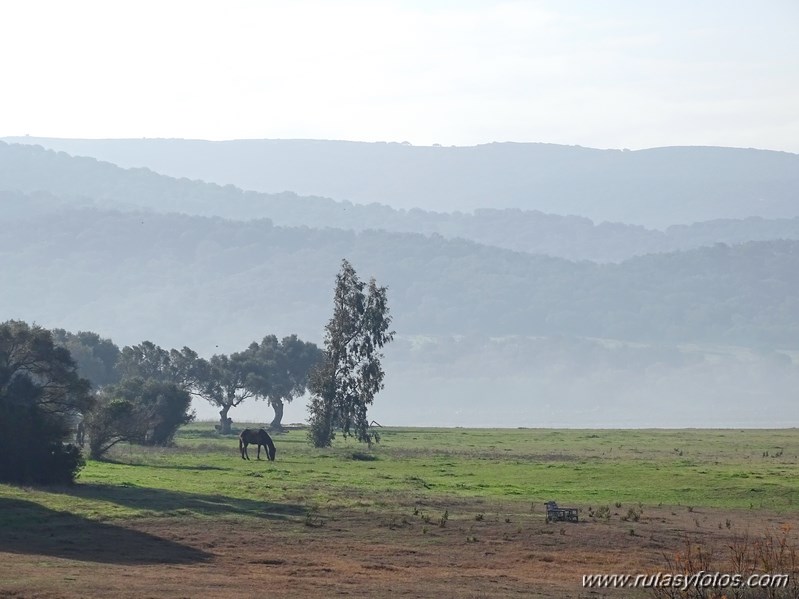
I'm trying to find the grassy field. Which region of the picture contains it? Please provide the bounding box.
[2,424,798,598]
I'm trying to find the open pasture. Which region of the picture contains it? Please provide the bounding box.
[2,425,798,598]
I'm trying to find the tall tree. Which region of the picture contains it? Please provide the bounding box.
[308,259,394,447]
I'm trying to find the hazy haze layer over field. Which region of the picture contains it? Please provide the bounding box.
[1,140,797,427]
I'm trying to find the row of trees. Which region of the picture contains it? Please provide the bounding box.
[50,259,395,449]
[114,335,323,433]
[0,321,323,482]
[0,321,325,480]
[52,331,323,433]
[1,258,394,483]
[53,329,323,454]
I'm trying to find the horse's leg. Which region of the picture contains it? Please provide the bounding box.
[243,441,250,460]
[257,443,262,460]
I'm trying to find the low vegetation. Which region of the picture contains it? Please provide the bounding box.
[4,424,799,514]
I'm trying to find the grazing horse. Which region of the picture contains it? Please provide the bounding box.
[239,428,276,461]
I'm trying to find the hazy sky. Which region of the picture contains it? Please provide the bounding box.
[2,1,797,152]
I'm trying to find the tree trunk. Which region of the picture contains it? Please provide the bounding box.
[270,399,284,430]
[218,405,232,434]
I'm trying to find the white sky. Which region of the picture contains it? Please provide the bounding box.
[1,0,797,152]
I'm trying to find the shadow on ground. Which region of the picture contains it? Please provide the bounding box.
[0,497,212,564]
[54,482,306,520]
[103,459,231,472]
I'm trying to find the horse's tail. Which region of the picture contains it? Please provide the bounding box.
[239,434,244,455]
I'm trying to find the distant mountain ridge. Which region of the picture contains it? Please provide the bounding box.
[4,136,799,228]
[2,141,799,263]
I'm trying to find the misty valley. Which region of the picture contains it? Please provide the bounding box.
[1,139,797,428]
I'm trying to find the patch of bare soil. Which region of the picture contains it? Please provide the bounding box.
[1,501,797,598]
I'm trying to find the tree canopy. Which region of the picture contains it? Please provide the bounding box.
[51,328,121,388]
[243,334,324,429]
[192,335,322,433]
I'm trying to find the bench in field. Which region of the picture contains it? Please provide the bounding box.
[545,501,579,523]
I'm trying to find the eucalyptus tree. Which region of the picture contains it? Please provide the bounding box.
[308,259,394,447]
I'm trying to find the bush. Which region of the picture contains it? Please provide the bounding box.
[0,402,85,485]
[651,528,799,599]
[86,395,145,459]
[0,320,92,485]
[86,378,194,459]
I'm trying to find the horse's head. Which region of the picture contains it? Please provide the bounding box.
[259,429,277,461]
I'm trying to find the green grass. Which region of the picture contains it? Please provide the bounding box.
[2,424,798,525]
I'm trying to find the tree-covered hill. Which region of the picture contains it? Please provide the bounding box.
[5,137,799,227]
[2,207,796,351]
[2,142,799,263]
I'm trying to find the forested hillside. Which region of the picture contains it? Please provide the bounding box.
[5,137,799,227]
[3,142,799,263]
[2,207,797,349]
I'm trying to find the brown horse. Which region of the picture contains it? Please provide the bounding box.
[239,428,276,461]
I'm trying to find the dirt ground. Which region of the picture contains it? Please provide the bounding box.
[1,499,797,599]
